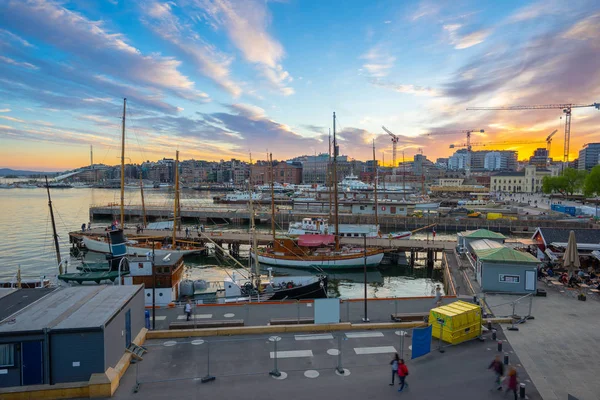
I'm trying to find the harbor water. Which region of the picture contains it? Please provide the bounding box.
[0,187,448,298]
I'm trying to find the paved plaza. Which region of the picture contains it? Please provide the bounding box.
[113,327,540,400]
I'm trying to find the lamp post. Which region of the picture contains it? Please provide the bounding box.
[362,234,369,322]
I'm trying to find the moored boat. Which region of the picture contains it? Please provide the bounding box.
[81,234,203,257]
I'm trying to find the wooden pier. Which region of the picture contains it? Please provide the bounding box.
[89,203,592,234]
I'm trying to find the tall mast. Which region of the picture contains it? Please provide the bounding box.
[328,129,332,222]
[140,172,147,227]
[402,151,406,201]
[372,140,379,231]
[333,112,340,251]
[269,153,276,240]
[90,144,94,182]
[120,98,127,227]
[45,176,62,273]
[248,154,260,289]
[172,150,179,246]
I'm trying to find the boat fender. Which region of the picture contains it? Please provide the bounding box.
[382,206,386,211]
[287,282,293,289]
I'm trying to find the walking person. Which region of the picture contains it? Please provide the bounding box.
[505,367,518,400]
[488,355,504,390]
[397,359,409,392]
[184,300,192,321]
[389,353,400,386]
[185,227,189,238]
[433,285,442,307]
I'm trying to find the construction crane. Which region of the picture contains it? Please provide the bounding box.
[449,139,545,148]
[467,103,600,165]
[381,126,399,170]
[421,129,485,178]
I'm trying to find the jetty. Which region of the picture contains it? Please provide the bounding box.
[88,203,592,234]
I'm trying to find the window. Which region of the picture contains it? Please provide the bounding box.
[499,274,520,284]
[0,344,15,367]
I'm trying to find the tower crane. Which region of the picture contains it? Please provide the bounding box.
[420,129,485,178]
[381,126,399,170]
[467,103,599,165]
[449,139,545,148]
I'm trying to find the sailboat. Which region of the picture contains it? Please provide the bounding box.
[80,100,204,258]
[254,113,385,270]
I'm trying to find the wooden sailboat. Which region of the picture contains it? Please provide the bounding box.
[254,113,384,269]
[81,101,204,257]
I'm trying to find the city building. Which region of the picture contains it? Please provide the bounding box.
[250,161,303,185]
[490,165,554,193]
[578,143,600,171]
[449,150,517,172]
[529,148,550,167]
[0,285,144,388]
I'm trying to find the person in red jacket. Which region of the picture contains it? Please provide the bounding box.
[397,359,409,392]
[505,367,518,400]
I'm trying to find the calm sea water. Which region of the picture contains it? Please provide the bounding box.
[0,186,448,298]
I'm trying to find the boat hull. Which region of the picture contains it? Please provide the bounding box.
[82,236,201,257]
[255,251,384,269]
[268,276,328,300]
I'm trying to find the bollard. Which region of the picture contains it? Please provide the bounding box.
[473,295,478,304]
[144,310,150,330]
[269,337,281,377]
[336,334,344,374]
[497,340,502,352]
[504,353,509,365]
[492,329,497,341]
[519,383,526,398]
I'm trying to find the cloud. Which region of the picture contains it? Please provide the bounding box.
[302,124,327,134]
[360,45,395,78]
[507,1,560,23]
[563,13,600,41]
[197,0,294,95]
[0,0,207,101]
[443,24,491,49]
[368,78,439,96]
[140,1,243,97]
[0,115,25,123]
[0,109,10,113]
[410,1,440,21]
[0,55,38,70]
[0,28,34,47]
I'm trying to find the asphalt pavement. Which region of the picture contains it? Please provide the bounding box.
[113,327,540,400]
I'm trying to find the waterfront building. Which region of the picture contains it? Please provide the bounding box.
[490,165,554,194]
[250,161,302,185]
[529,148,550,167]
[578,143,600,171]
[0,285,144,388]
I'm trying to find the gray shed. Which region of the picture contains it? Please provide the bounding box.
[473,246,539,293]
[457,229,506,254]
[0,285,144,388]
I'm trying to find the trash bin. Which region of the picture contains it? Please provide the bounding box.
[429,300,482,345]
[145,309,150,329]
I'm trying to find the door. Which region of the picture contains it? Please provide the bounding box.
[21,341,43,386]
[125,309,132,347]
[525,270,536,291]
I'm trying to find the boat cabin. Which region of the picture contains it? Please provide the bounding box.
[123,255,184,306]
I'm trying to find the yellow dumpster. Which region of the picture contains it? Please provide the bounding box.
[487,212,502,220]
[429,301,482,345]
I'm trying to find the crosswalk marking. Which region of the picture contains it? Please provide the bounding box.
[177,314,213,320]
[294,334,334,341]
[345,331,384,339]
[354,346,397,355]
[270,350,313,359]
[150,316,167,321]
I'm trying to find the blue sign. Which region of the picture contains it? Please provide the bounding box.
[411,325,432,359]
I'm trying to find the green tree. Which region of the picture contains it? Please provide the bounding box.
[561,168,587,196]
[584,165,600,198]
[542,168,586,197]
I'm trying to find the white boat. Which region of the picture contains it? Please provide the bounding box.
[288,217,411,239]
[82,235,202,257]
[214,191,262,203]
[339,174,372,191]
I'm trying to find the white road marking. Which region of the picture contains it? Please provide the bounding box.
[177,314,212,320]
[270,350,313,359]
[150,316,166,321]
[345,331,384,339]
[353,346,397,355]
[295,334,334,341]
[304,370,319,378]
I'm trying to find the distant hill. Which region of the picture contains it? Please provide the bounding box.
[0,168,58,177]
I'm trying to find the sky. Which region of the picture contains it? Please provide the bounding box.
[0,0,599,172]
